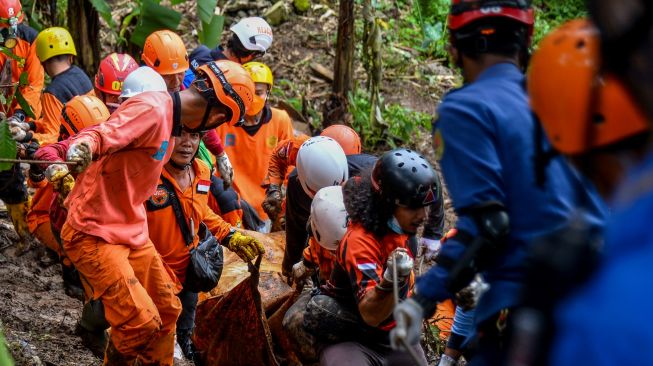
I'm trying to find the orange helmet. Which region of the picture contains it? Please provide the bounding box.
[61,95,110,136]
[320,124,362,155]
[0,0,23,27]
[95,53,139,95]
[528,19,648,155]
[192,60,255,129]
[141,30,189,75]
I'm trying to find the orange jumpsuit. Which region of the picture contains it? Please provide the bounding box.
[215,106,293,220]
[0,24,43,119]
[146,159,232,284]
[38,91,181,365]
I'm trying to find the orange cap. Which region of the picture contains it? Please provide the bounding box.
[141,30,189,75]
[528,19,648,155]
[320,124,362,155]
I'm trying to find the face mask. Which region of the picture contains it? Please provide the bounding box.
[387,215,404,235]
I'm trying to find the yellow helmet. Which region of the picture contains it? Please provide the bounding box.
[243,62,273,87]
[35,27,77,62]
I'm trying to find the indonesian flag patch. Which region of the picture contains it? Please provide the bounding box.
[197,179,211,194]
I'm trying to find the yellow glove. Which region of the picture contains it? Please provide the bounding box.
[226,231,265,262]
[45,164,76,201]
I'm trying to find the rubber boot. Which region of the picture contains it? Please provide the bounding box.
[6,201,32,255]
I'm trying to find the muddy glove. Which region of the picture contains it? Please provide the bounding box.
[66,139,94,173]
[390,297,424,350]
[383,247,414,284]
[420,237,441,262]
[455,274,490,311]
[292,260,315,285]
[216,152,233,189]
[226,231,265,262]
[46,164,76,201]
[262,184,283,218]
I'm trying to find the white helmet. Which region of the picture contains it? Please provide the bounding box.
[296,136,349,198]
[119,66,167,99]
[310,186,348,251]
[230,17,273,53]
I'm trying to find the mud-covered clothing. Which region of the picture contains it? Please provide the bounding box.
[0,24,43,119]
[282,153,379,275]
[215,105,293,221]
[0,164,27,204]
[302,237,336,283]
[33,65,94,146]
[419,63,607,325]
[35,91,175,247]
[146,159,232,284]
[320,341,426,366]
[61,224,182,364]
[324,223,416,332]
[183,45,229,88]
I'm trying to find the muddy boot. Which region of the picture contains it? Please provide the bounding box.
[104,339,137,365]
[76,321,109,359]
[38,247,59,267]
[6,201,32,255]
[62,264,85,301]
[177,330,203,365]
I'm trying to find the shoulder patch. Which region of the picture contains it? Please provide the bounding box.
[152,141,169,161]
[146,184,172,211]
[266,135,279,149]
[433,129,445,160]
[225,133,235,147]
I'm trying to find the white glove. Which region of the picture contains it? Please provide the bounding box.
[8,121,28,142]
[383,247,414,283]
[455,274,490,311]
[45,164,69,182]
[66,139,94,173]
[292,261,314,285]
[420,237,441,261]
[216,152,234,188]
[390,297,424,350]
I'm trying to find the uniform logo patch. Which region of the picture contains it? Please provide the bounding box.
[197,179,210,194]
[152,140,169,161]
[225,133,236,147]
[266,136,279,149]
[150,186,170,207]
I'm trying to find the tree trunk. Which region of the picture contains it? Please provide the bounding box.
[67,0,100,76]
[333,0,355,96]
[323,0,355,129]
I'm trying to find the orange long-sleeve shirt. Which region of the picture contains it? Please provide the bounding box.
[0,24,44,119]
[302,237,336,283]
[146,159,232,283]
[262,134,310,187]
[35,91,175,247]
[215,106,294,220]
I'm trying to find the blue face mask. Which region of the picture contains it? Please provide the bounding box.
[387,215,404,235]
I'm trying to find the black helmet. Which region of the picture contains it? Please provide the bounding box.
[371,148,439,208]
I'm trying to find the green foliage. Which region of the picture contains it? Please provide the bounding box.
[0,121,17,172]
[532,0,587,46]
[130,0,182,47]
[349,89,431,150]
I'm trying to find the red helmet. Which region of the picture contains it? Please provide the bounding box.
[0,0,22,28]
[448,0,534,32]
[95,53,139,96]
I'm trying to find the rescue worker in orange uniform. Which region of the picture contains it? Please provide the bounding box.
[310,149,436,365]
[146,128,264,363]
[215,61,293,230]
[0,0,44,253]
[143,29,243,226]
[33,59,260,365]
[9,27,93,257]
[94,52,138,112]
[34,95,112,354]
